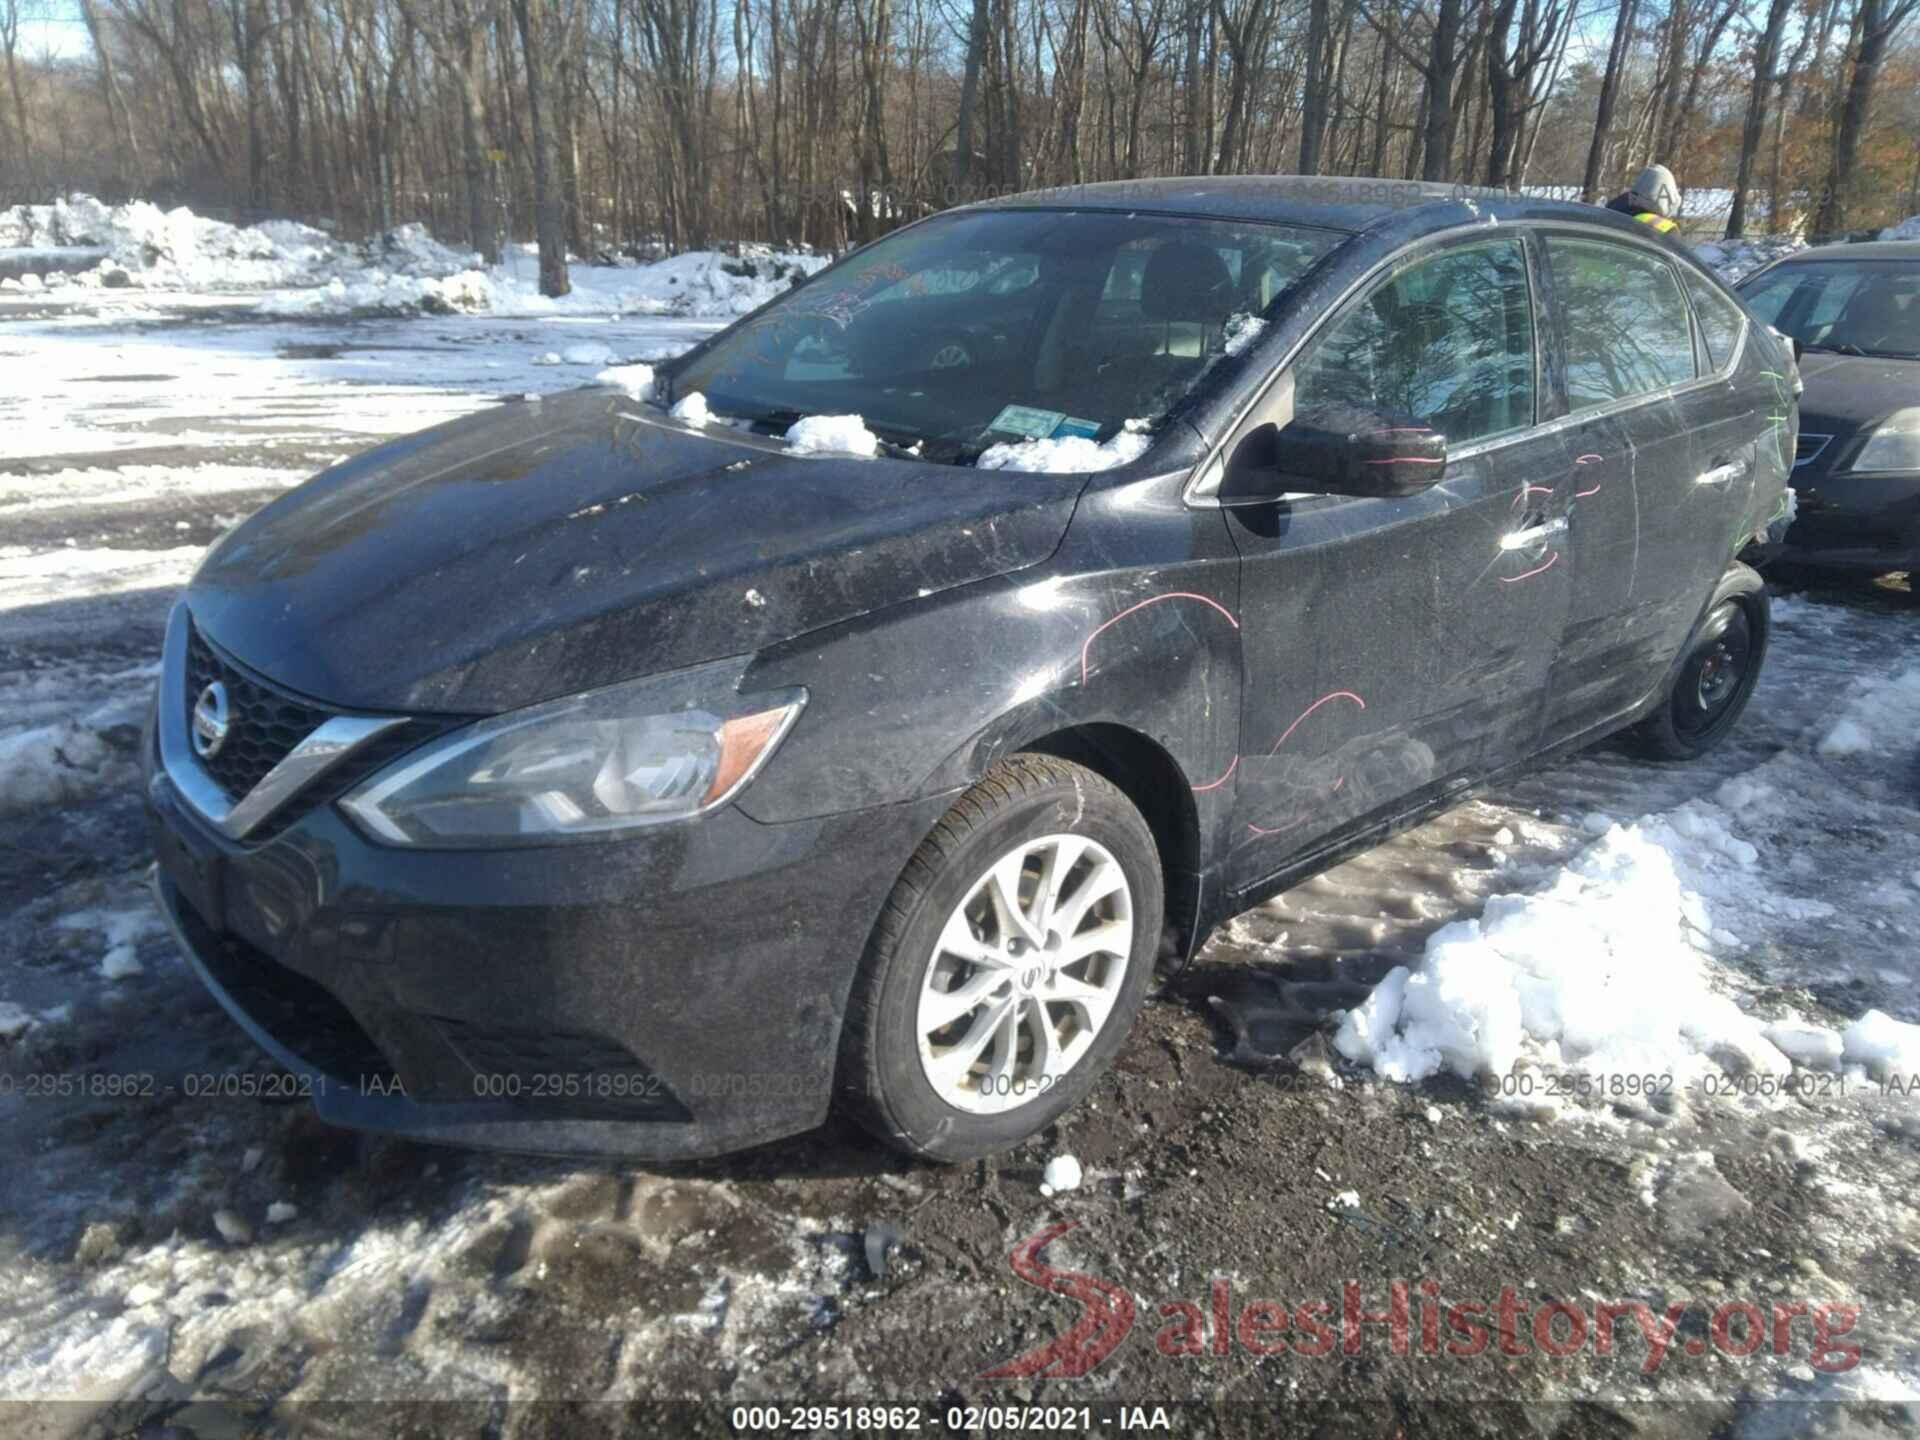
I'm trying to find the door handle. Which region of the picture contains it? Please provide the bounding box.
[1695,459,1748,487]
[1501,513,1566,550]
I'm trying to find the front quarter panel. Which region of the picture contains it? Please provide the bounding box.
[735,466,1244,868]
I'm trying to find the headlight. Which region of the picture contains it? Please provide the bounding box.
[1845,407,1920,472]
[341,658,804,847]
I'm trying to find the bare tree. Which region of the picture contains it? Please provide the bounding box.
[1813,0,1920,234]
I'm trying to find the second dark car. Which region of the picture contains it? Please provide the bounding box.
[147,179,1792,1162]
[1738,239,1920,577]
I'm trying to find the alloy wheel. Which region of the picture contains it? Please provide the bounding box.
[916,834,1133,1115]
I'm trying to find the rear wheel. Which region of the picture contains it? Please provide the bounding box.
[1627,570,1769,761]
[838,755,1161,1161]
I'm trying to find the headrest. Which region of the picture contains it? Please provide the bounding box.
[1141,241,1235,322]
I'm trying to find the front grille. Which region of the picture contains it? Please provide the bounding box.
[433,1015,690,1120]
[1793,433,1832,468]
[177,895,398,1086]
[185,623,331,800]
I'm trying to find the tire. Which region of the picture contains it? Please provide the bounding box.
[838,755,1162,1162]
[1626,565,1770,761]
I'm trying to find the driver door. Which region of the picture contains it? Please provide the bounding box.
[1219,233,1574,895]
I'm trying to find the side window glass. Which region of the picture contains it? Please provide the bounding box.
[1545,237,1697,410]
[1293,236,1536,446]
[1683,270,1746,372]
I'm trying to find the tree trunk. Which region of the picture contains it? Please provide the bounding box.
[513,0,571,295]
[1725,0,1792,237]
[1813,0,1918,236]
[1581,0,1639,201]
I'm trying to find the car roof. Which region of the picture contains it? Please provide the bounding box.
[1767,239,1920,264]
[970,175,1657,241]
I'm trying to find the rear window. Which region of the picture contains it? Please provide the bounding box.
[1545,237,1697,410]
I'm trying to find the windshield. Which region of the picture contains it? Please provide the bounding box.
[1738,258,1920,361]
[668,209,1342,464]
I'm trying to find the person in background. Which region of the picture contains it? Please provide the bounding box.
[1605,164,1684,236]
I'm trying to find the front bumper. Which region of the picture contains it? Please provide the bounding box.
[147,747,953,1160]
[1761,471,1920,572]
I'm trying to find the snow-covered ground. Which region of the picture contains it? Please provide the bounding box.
[2,202,1919,1426]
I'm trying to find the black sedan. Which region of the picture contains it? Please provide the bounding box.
[1738,240,1920,576]
[147,179,1791,1162]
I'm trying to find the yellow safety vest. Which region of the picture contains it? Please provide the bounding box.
[1634,211,1680,234]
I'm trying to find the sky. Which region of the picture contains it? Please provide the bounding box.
[16,0,92,63]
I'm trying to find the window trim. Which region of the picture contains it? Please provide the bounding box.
[1186,217,1750,508]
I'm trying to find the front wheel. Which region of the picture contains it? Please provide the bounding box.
[1627,569,1769,761]
[838,755,1162,1161]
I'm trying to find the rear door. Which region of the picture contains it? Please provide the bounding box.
[1217,232,1573,894]
[1534,231,1715,745]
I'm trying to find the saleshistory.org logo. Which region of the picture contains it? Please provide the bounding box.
[981,1223,1863,1379]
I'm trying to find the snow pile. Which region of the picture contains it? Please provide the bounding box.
[784,413,879,457]
[256,267,498,317]
[0,716,134,815]
[0,193,827,319]
[1841,1010,1920,1078]
[56,907,163,980]
[595,363,655,401]
[670,391,713,426]
[618,248,825,318]
[977,420,1153,473]
[1041,1155,1083,1196]
[1817,666,1920,758]
[1881,214,1920,241]
[0,195,475,294]
[1696,235,1805,283]
[1333,807,1794,1095]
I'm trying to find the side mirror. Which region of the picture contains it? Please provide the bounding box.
[1221,405,1447,502]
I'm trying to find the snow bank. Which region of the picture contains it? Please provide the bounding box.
[1881,214,1920,241]
[1333,810,1792,1092]
[0,193,827,320]
[977,420,1153,473]
[1696,235,1805,283]
[784,414,879,457]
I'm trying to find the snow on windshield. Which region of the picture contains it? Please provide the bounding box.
[783,414,880,457]
[976,420,1153,473]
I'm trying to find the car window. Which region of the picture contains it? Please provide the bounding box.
[1683,269,1746,372]
[1291,236,1536,446]
[1545,237,1697,410]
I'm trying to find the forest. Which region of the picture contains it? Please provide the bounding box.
[0,0,1916,289]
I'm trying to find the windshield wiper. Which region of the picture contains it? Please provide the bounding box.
[1803,342,1867,356]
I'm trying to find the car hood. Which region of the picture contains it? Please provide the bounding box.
[187,388,1085,713]
[1795,351,1920,433]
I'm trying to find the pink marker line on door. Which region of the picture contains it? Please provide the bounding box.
[1267,690,1366,754]
[1499,550,1561,583]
